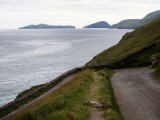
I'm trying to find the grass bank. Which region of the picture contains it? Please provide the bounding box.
[13,70,94,120]
[153,66,160,80]
[97,69,123,120]
[0,70,80,119]
[13,69,123,120]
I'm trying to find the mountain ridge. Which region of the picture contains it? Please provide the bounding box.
[111,10,160,29]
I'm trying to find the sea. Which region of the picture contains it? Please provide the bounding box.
[0,28,132,107]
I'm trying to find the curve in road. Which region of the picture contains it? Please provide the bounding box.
[111,68,160,120]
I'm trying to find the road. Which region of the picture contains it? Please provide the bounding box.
[1,73,78,120]
[111,68,160,120]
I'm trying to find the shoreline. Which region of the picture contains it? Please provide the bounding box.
[0,68,82,119]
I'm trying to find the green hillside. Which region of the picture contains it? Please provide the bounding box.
[86,18,160,67]
[140,12,160,26]
[111,10,160,29]
[111,19,140,29]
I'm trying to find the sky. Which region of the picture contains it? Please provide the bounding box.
[0,0,159,29]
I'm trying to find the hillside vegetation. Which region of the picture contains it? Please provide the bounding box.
[86,18,160,67]
[111,19,141,29]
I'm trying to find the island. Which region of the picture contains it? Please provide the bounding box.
[19,24,76,29]
[83,21,110,28]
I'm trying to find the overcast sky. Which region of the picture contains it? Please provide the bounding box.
[0,0,159,29]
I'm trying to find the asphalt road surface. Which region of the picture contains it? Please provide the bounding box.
[111,68,160,120]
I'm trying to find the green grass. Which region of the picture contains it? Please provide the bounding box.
[153,66,160,80]
[86,18,160,67]
[0,71,79,119]
[97,69,124,120]
[12,69,123,120]
[13,70,94,120]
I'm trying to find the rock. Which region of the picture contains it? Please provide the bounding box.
[90,101,102,108]
[150,53,160,67]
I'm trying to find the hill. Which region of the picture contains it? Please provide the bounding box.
[86,18,160,67]
[111,10,160,29]
[111,19,141,29]
[83,21,110,28]
[19,24,75,29]
[140,10,160,26]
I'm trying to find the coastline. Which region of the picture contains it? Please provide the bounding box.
[0,68,82,119]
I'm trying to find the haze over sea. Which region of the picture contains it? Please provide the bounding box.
[0,28,132,107]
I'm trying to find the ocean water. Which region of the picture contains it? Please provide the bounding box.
[0,28,132,107]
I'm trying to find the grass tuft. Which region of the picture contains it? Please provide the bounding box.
[153,66,160,80]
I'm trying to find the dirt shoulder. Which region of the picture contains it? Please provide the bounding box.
[111,68,160,120]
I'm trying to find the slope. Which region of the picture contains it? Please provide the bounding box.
[86,18,160,67]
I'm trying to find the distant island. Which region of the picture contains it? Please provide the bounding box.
[19,24,75,29]
[83,21,110,28]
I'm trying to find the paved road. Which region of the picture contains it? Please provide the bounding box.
[1,74,78,120]
[111,68,160,120]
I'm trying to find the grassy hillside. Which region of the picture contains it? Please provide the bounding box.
[86,19,160,67]
[111,19,140,29]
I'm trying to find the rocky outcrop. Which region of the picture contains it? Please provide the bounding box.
[151,53,160,67]
[90,101,102,108]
